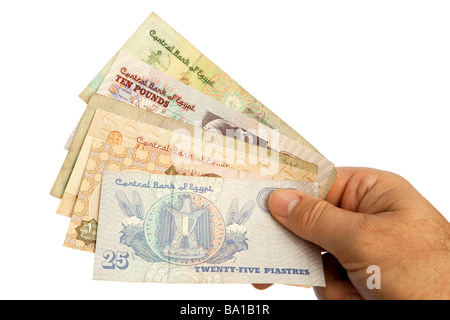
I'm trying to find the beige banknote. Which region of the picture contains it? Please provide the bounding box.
[78,13,336,195]
[51,94,317,200]
[54,95,318,218]
[64,140,173,252]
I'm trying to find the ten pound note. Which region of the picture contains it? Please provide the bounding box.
[93,171,325,286]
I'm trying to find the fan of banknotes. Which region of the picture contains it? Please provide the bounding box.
[51,13,336,287]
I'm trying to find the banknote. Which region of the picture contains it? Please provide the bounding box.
[64,140,311,252]
[51,94,318,200]
[54,96,318,219]
[93,170,325,286]
[78,13,336,194]
[95,51,335,195]
[98,51,276,149]
[64,140,173,251]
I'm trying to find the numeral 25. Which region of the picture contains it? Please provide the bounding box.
[102,250,130,270]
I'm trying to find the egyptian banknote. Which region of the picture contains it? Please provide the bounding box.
[94,51,334,197]
[98,51,280,149]
[51,94,317,199]
[78,13,336,195]
[93,171,325,286]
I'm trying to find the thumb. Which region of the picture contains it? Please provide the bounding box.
[268,189,364,257]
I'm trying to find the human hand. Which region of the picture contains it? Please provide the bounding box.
[254,167,450,300]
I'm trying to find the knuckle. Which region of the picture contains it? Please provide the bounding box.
[298,200,329,234]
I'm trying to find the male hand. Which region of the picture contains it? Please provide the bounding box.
[255,167,450,300]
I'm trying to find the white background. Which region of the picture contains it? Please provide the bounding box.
[0,0,449,300]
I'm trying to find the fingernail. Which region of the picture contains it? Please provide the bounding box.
[269,190,301,218]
